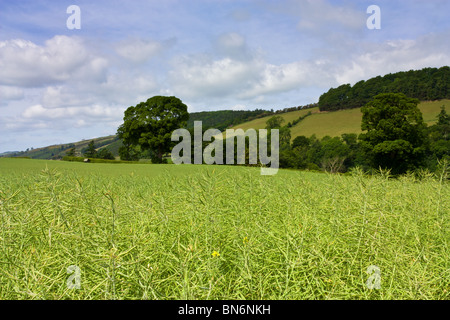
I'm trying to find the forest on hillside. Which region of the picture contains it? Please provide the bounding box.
[319,66,450,111]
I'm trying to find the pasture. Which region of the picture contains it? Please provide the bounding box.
[0,158,448,299]
[230,99,450,140]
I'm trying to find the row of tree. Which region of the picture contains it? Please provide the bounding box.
[319,66,450,111]
[280,94,449,174]
[115,93,448,175]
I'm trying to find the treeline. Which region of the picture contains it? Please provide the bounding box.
[186,103,318,131]
[186,109,273,131]
[319,66,450,111]
[273,102,318,114]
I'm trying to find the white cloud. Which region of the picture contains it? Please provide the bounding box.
[241,60,334,99]
[169,55,260,100]
[40,73,158,109]
[335,34,450,84]
[169,51,334,104]
[0,36,108,87]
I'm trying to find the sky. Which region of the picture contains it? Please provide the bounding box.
[0,0,449,153]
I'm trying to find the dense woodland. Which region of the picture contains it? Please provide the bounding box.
[319,66,450,111]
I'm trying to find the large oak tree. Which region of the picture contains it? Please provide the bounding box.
[117,96,189,163]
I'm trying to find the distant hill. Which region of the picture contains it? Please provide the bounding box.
[319,66,450,111]
[0,151,18,157]
[6,135,120,160]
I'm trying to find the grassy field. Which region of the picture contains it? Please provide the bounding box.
[0,158,448,300]
[230,99,450,140]
[229,109,316,132]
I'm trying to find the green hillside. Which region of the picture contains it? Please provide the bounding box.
[226,108,314,132]
[7,135,119,160]
[230,99,449,139]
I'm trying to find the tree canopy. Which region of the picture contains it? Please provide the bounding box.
[265,115,284,129]
[359,93,428,174]
[319,66,450,111]
[83,140,97,158]
[117,96,189,163]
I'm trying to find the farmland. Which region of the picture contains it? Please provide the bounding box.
[230,99,450,139]
[0,158,448,299]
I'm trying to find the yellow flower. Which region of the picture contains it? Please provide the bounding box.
[243,237,249,244]
[211,251,220,258]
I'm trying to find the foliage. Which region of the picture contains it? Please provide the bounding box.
[96,148,115,160]
[118,144,141,161]
[265,115,285,129]
[117,96,189,163]
[359,93,429,174]
[319,66,450,111]
[66,148,76,157]
[83,140,97,158]
[426,106,450,169]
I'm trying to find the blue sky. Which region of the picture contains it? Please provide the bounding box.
[0,0,449,152]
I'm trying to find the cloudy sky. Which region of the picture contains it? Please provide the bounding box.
[1,0,449,152]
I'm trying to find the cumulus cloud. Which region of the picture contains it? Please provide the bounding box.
[334,32,450,84]
[0,36,108,87]
[241,60,334,99]
[169,44,333,104]
[40,73,158,109]
[169,55,261,100]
